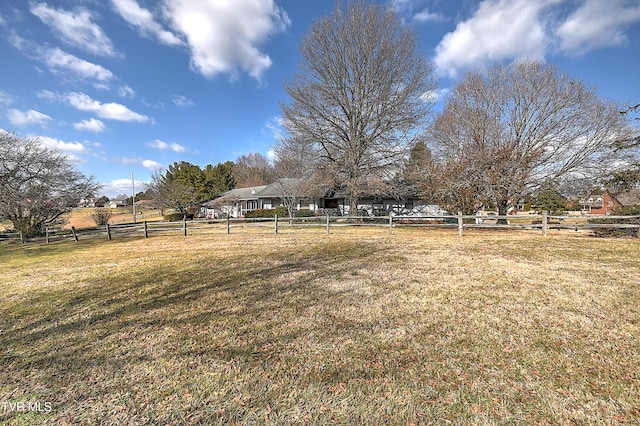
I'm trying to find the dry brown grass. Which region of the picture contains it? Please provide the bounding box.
[1,228,639,424]
[66,208,164,229]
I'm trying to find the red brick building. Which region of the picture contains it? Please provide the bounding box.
[579,192,622,215]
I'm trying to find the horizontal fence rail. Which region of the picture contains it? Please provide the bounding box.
[2,212,639,245]
[0,231,23,244]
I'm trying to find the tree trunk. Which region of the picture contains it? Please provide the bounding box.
[349,194,358,217]
[497,199,509,225]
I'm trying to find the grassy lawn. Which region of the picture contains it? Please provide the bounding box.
[1,228,638,424]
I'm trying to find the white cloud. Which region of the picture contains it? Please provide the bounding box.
[142,159,163,170]
[0,90,14,105]
[434,0,559,78]
[413,9,446,23]
[38,135,88,153]
[146,138,186,152]
[30,2,118,57]
[111,0,183,46]
[7,109,52,127]
[101,178,149,198]
[172,95,193,107]
[9,33,116,88]
[391,1,446,24]
[74,118,106,132]
[44,47,115,84]
[63,92,150,122]
[34,135,92,164]
[115,157,140,164]
[163,0,291,81]
[119,85,136,98]
[39,91,149,122]
[557,0,640,54]
[36,90,56,101]
[115,157,163,170]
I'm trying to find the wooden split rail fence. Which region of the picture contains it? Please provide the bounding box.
[2,212,639,245]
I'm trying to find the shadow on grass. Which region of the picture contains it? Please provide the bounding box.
[1,240,397,422]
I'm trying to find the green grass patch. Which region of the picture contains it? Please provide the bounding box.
[1,229,639,424]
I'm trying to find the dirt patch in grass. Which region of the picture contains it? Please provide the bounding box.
[1,228,639,424]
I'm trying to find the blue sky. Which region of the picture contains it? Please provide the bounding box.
[1,0,639,197]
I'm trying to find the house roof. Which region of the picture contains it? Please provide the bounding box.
[579,193,607,207]
[202,178,423,206]
[614,189,640,206]
[254,179,302,198]
[224,185,268,200]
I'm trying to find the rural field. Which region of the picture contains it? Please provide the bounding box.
[0,228,638,424]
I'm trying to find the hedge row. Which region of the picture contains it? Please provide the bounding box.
[244,207,318,218]
[588,206,640,238]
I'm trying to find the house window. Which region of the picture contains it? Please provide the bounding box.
[324,199,338,209]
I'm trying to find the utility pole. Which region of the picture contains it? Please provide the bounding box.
[132,172,136,224]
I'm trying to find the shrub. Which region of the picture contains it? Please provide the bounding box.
[90,208,113,226]
[163,212,194,221]
[294,209,316,217]
[244,206,289,218]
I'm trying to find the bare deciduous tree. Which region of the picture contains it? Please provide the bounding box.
[281,0,437,214]
[272,135,327,217]
[617,103,640,149]
[208,192,240,218]
[428,61,637,219]
[232,153,275,188]
[0,131,99,237]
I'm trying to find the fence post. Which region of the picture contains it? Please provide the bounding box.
[389,213,393,233]
[275,214,279,235]
[226,215,230,234]
[183,216,187,237]
[19,230,23,244]
[326,214,331,235]
[144,221,148,238]
[458,212,464,237]
[106,223,112,241]
[71,226,78,242]
[542,210,548,237]
[45,227,49,244]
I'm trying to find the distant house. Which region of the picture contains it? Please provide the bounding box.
[109,195,129,208]
[579,192,621,215]
[200,179,447,219]
[77,196,97,208]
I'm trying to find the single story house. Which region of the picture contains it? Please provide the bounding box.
[109,195,129,209]
[200,179,447,219]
